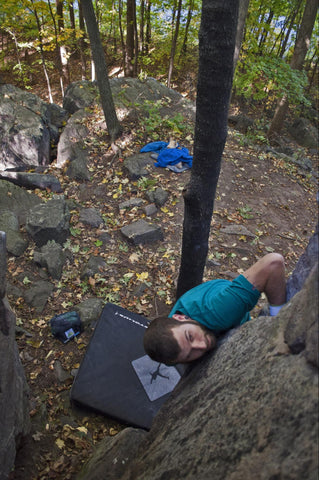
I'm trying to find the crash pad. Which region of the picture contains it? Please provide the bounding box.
[70,303,184,429]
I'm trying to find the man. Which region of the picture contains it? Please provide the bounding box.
[144,253,286,365]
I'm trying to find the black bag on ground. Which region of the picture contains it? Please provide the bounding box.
[50,311,82,343]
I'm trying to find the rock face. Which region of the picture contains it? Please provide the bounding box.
[78,264,318,480]
[25,197,70,247]
[0,232,30,480]
[0,84,68,171]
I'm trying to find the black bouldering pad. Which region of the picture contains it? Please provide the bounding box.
[70,303,183,429]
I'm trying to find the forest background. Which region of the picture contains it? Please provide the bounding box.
[0,0,318,130]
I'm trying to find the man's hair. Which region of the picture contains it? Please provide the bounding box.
[143,316,182,365]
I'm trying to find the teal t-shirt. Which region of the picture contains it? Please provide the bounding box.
[169,276,260,333]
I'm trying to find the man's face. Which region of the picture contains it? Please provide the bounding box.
[171,314,216,363]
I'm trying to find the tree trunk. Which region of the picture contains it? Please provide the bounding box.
[81,0,122,141]
[31,0,53,103]
[125,0,135,77]
[78,0,87,79]
[145,0,152,54]
[258,9,274,52]
[167,0,182,88]
[180,0,194,56]
[56,0,70,87]
[47,0,64,96]
[268,0,318,137]
[176,0,239,299]
[233,0,250,69]
[277,0,302,58]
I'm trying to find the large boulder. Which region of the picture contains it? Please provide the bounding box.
[0,84,68,171]
[0,232,30,480]
[62,77,195,121]
[77,265,318,480]
[288,117,318,149]
[25,197,70,247]
[0,180,42,224]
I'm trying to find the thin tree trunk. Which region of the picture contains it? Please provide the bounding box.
[30,0,53,103]
[78,0,87,79]
[47,0,64,96]
[167,0,182,88]
[278,0,302,58]
[145,0,151,53]
[118,0,125,68]
[176,0,239,298]
[233,0,250,69]
[258,9,274,53]
[180,0,194,56]
[81,0,121,140]
[56,0,70,87]
[268,0,318,137]
[125,0,135,77]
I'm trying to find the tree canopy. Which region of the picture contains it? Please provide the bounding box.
[0,0,317,121]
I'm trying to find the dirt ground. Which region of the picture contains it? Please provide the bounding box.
[5,87,318,479]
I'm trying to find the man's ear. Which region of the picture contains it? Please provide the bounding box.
[172,314,190,322]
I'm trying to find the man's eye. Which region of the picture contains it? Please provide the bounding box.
[188,334,193,342]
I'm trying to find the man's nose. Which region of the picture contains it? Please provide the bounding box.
[192,339,207,350]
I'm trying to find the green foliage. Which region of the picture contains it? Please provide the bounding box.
[136,99,193,141]
[234,55,311,108]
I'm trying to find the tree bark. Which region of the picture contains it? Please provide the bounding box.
[268,0,318,137]
[167,0,182,88]
[81,0,122,141]
[180,0,194,56]
[125,0,135,76]
[176,0,239,299]
[78,0,87,79]
[233,0,250,69]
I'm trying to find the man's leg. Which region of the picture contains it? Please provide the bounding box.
[243,253,286,312]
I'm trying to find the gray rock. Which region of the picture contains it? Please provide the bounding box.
[66,147,90,181]
[289,117,318,149]
[81,256,107,280]
[109,77,195,122]
[0,210,19,231]
[46,102,69,129]
[121,219,163,245]
[33,240,66,280]
[0,211,28,256]
[63,81,98,114]
[0,86,51,170]
[228,113,254,133]
[220,224,256,237]
[143,203,157,216]
[79,208,104,228]
[0,171,62,193]
[286,224,318,300]
[0,232,30,479]
[24,280,54,313]
[77,428,147,480]
[74,297,104,327]
[123,153,154,179]
[26,197,70,247]
[119,198,144,210]
[0,180,42,224]
[145,187,168,207]
[56,110,89,168]
[53,360,72,383]
[284,263,318,362]
[4,229,28,257]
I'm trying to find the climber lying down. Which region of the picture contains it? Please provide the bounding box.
[144,253,286,365]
